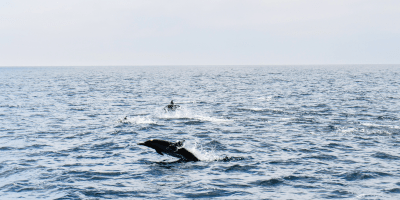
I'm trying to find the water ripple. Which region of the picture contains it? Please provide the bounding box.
[1,66,400,199]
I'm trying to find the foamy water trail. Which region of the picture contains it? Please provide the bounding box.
[122,116,156,124]
[183,140,221,162]
[157,107,232,123]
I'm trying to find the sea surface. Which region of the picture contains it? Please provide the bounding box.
[1,65,400,199]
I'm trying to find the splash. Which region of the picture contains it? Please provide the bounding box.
[182,140,221,162]
[123,116,156,124]
[361,123,400,130]
[157,107,231,123]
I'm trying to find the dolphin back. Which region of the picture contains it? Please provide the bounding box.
[139,139,199,162]
[176,148,199,161]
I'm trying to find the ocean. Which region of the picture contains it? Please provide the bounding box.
[0,65,399,199]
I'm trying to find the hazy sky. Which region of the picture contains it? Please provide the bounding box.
[1,0,399,66]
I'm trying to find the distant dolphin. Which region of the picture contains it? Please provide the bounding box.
[138,139,199,162]
[164,100,180,112]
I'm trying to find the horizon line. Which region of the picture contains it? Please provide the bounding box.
[1,64,399,68]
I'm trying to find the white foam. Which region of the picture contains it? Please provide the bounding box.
[258,96,273,101]
[339,127,356,134]
[362,123,400,130]
[279,117,292,121]
[183,141,220,162]
[157,107,232,123]
[124,116,156,124]
[195,116,232,123]
[247,107,264,111]
[158,108,193,119]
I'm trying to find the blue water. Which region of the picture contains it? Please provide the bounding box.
[1,65,400,199]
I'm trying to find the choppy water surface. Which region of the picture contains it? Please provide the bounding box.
[1,65,400,199]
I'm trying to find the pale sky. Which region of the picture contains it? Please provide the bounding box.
[1,0,399,66]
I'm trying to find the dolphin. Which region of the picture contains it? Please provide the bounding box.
[164,100,180,112]
[138,139,199,162]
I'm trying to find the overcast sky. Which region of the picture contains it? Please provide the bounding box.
[1,0,399,66]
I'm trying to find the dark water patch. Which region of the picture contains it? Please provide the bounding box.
[112,104,130,107]
[63,145,90,154]
[0,183,16,191]
[163,117,192,121]
[252,178,284,187]
[5,183,43,193]
[0,146,15,151]
[204,140,226,150]
[69,107,86,111]
[111,130,138,136]
[216,156,245,162]
[341,171,388,181]
[299,109,332,117]
[75,155,105,160]
[63,135,77,140]
[80,189,140,198]
[18,162,34,167]
[183,189,239,198]
[298,148,318,153]
[90,176,110,181]
[66,171,127,179]
[325,181,347,187]
[258,142,275,148]
[183,120,204,125]
[237,108,288,115]
[269,159,302,165]
[384,188,400,193]
[340,159,358,164]
[137,126,159,131]
[223,164,257,173]
[228,148,246,154]
[217,182,252,189]
[292,184,319,189]
[254,117,270,123]
[281,147,297,153]
[172,130,188,135]
[282,175,319,183]
[376,115,399,121]
[322,189,353,199]
[357,141,377,147]
[323,142,341,148]
[374,172,392,177]
[311,103,329,108]
[29,114,47,117]
[0,104,20,108]
[324,143,355,152]
[292,117,318,124]
[372,152,400,160]
[306,154,338,161]
[62,163,82,167]
[23,144,49,150]
[149,160,189,167]
[92,142,118,150]
[19,159,38,165]
[325,124,338,132]
[0,166,32,178]
[28,151,69,158]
